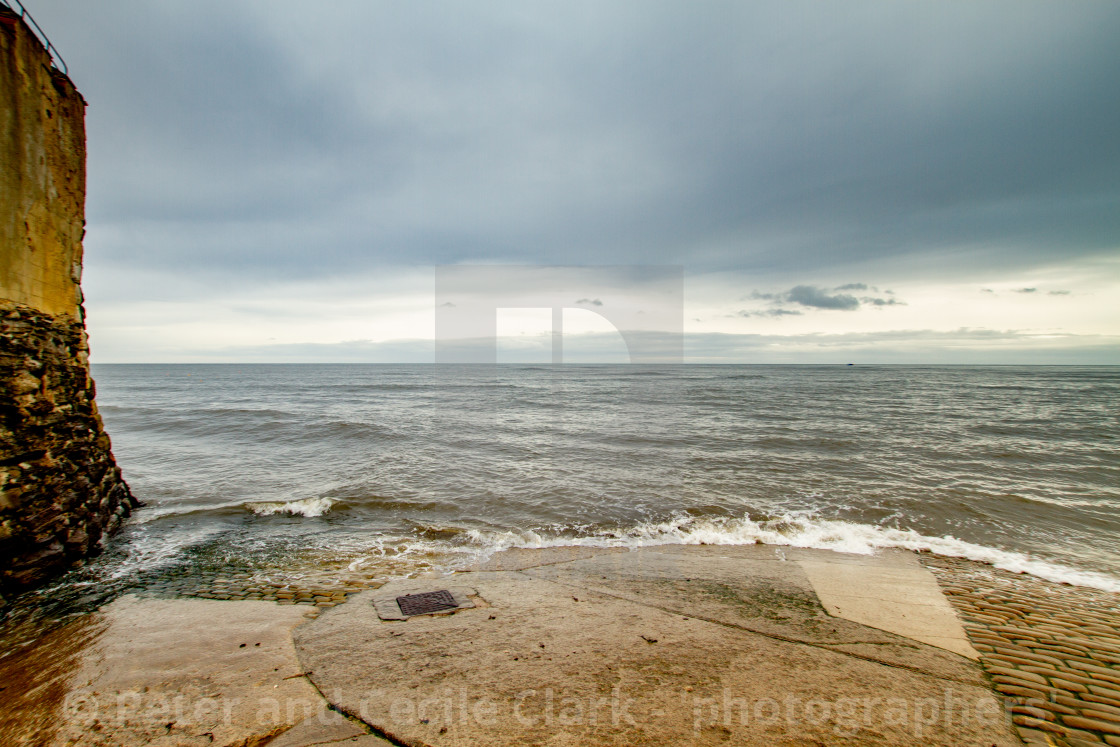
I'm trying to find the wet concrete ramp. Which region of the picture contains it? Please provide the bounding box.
[294,545,1016,746]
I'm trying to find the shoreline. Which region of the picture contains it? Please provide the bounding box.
[95,500,1120,598]
[1,545,1117,746]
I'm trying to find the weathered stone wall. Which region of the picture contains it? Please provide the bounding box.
[0,303,135,594]
[0,7,85,319]
[0,6,136,601]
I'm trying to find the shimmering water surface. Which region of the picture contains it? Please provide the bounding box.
[82,364,1120,590]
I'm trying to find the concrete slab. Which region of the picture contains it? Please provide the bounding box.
[782,546,927,567]
[25,596,336,747]
[470,545,627,572]
[519,545,979,681]
[797,550,979,660]
[295,546,1017,746]
[264,709,389,747]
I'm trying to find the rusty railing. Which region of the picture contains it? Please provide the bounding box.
[0,0,68,76]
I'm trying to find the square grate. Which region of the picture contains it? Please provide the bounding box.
[396,590,458,616]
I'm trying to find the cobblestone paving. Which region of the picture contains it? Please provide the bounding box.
[922,554,1120,747]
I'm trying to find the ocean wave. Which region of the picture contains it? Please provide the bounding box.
[463,513,1120,593]
[126,493,451,525]
[246,496,336,517]
[127,501,247,524]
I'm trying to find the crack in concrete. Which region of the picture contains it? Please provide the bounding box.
[293,653,406,747]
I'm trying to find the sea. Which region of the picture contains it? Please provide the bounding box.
[65,363,1120,595]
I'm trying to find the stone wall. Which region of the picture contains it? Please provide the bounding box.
[0,6,136,601]
[0,7,85,319]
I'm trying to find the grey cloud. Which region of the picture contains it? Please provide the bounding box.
[21,1,1120,364]
[786,286,860,310]
[28,0,1120,285]
[1016,288,1039,293]
[575,298,604,306]
[1049,290,1072,295]
[735,309,803,318]
[743,284,905,313]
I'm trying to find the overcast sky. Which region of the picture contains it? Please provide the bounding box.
[29,0,1120,363]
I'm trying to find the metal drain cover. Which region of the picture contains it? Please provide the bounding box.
[396,590,458,616]
[373,586,477,620]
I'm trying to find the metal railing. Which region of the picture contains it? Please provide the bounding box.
[0,0,68,76]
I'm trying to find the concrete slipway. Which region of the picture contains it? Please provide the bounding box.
[3,544,1022,746]
[293,545,1017,746]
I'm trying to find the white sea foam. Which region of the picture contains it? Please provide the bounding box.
[98,522,228,580]
[465,513,1120,593]
[246,496,335,517]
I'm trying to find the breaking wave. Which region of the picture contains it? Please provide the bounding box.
[245,496,336,517]
[462,512,1120,593]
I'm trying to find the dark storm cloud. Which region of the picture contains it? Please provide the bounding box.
[29,0,1120,285]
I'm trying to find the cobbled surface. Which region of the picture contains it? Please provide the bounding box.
[923,554,1120,747]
